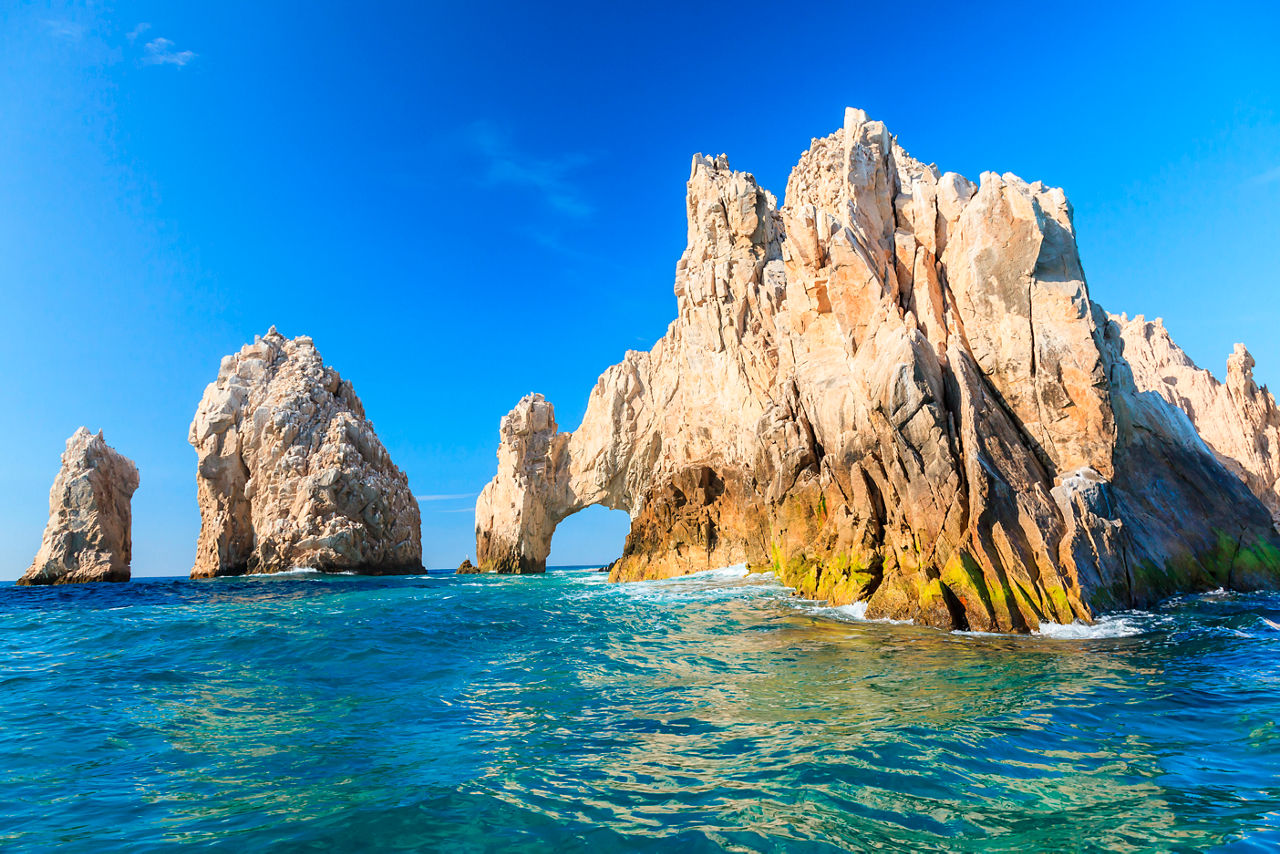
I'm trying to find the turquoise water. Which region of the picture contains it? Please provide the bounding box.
[3,566,1280,852]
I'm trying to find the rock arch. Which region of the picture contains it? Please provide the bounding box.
[473,108,1280,631]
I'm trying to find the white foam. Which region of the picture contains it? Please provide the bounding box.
[1034,614,1146,639]
[621,563,781,603]
[680,563,750,580]
[802,599,913,626]
[836,601,869,620]
[244,567,357,578]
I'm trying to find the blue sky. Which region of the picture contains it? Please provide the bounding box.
[2,1,1278,578]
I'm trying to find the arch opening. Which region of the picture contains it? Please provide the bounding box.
[546,505,631,570]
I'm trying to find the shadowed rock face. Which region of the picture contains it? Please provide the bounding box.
[474,109,1280,631]
[20,428,139,586]
[189,328,422,578]
[1113,314,1280,530]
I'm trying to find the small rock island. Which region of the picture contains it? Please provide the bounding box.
[20,428,139,586]
[189,328,423,578]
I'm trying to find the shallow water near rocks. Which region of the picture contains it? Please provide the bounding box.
[3,567,1280,852]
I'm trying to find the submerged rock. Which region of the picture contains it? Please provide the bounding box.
[474,108,1280,631]
[189,328,423,578]
[20,428,139,586]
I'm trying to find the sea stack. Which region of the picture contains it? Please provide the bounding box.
[20,428,139,586]
[189,328,423,578]
[474,394,578,574]
[474,107,1280,631]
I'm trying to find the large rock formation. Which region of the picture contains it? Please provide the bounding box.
[20,428,139,586]
[474,108,1280,631]
[189,328,423,578]
[1114,314,1280,528]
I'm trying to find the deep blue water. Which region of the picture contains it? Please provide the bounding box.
[3,566,1280,852]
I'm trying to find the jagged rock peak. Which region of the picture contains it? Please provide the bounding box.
[20,428,139,586]
[189,329,423,578]
[1113,314,1280,528]
[474,108,1280,631]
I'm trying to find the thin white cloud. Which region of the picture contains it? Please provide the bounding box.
[127,22,151,43]
[415,493,477,502]
[44,19,85,40]
[1251,165,1280,186]
[142,37,196,67]
[466,123,593,217]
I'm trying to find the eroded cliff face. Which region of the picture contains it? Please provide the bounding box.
[190,328,422,578]
[20,428,139,586]
[1113,314,1280,528]
[474,109,1280,631]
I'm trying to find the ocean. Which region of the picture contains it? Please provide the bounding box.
[2,565,1279,852]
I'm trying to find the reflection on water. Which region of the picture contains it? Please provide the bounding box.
[2,567,1279,851]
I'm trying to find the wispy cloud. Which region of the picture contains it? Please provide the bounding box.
[142,37,196,67]
[415,493,476,502]
[465,123,593,217]
[44,19,85,41]
[127,22,151,43]
[1250,165,1280,186]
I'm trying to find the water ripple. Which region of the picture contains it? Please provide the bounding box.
[1,570,1279,851]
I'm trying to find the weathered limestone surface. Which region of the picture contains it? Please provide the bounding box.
[189,328,422,578]
[1114,314,1280,528]
[20,428,139,586]
[475,109,1280,630]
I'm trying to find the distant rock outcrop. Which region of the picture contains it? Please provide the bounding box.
[20,428,139,586]
[1114,314,1280,528]
[474,108,1280,631]
[189,328,423,578]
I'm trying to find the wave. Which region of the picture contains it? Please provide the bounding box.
[620,563,783,603]
[242,567,359,579]
[1034,613,1148,639]
[799,599,914,626]
[659,563,750,581]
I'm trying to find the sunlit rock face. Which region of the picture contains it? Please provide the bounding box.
[474,108,1280,631]
[20,428,139,586]
[189,328,422,578]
